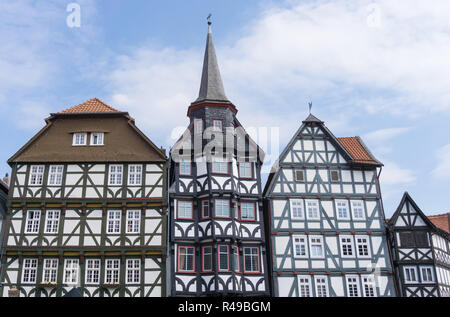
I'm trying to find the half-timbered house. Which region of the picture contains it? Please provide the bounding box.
[168,22,270,296]
[263,114,396,297]
[387,192,450,297]
[0,177,8,259]
[0,98,168,297]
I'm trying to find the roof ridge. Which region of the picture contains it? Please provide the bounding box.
[59,98,120,114]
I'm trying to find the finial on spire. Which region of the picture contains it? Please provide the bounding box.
[207,14,212,32]
[308,102,313,114]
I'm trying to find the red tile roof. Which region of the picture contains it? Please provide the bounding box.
[428,213,450,233]
[59,98,120,114]
[337,137,380,166]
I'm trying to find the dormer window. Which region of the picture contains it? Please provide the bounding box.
[213,120,222,131]
[90,132,104,146]
[72,133,87,146]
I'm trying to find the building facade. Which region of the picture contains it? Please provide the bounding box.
[168,22,270,296]
[387,192,450,297]
[0,177,8,262]
[264,114,396,297]
[0,98,168,297]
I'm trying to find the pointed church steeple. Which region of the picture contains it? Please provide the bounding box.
[195,20,229,103]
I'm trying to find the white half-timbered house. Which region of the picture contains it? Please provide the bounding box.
[168,22,270,296]
[387,192,450,297]
[0,98,168,297]
[263,114,396,297]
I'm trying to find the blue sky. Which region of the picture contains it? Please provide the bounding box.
[1,0,450,217]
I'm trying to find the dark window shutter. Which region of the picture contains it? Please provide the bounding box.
[295,170,304,182]
[399,231,414,247]
[331,170,339,182]
[415,231,429,247]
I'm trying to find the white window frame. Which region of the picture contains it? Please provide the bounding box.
[178,201,193,219]
[293,235,308,258]
[44,210,60,234]
[305,199,320,220]
[213,120,222,131]
[90,132,104,146]
[107,210,121,234]
[420,266,435,283]
[240,202,256,220]
[72,132,87,146]
[298,276,312,297]
[355,236,371,258]
[128,164,142,185]
[202,246,212,272]
[336,200,350,219]
[25,210,41,234]
[63,259,79,284]
[48,165,63,186]
[346,275,360,297]
[178,246,195,272]
[330,170,340,182]
[233,246,240,273]
[126,210,140,234]
[218,245,230,272]
[215,199,230,218]
[108,165,123,186]
[243,247,260,273]
[362,276,376,297]
[340,236,355,258]
[351,200,365,220]
[179,160,192,176]
[315,276,329,297]
[212,158,229,174]
[126,259,141,284]
[22,259,38,284]
[309,235,324,258]
[85,259,101,284]
[238,162,252,178]
[403,266,418,284]
[29,165,44,185]
[194,119,203,134]
[105,259,120,284]
[290,199,304,219]
[42,258,59,283]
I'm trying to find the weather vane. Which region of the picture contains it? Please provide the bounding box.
[207,14,212,24]
[308,102,313,114]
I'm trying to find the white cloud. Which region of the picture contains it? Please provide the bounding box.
[363,127,411,143]
[379,160,416,186]
[431,143,450,179]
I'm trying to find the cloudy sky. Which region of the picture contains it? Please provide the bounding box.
[1,0,449,217]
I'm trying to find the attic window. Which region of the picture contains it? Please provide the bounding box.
[295,170,304,182]
[90,132,104,146]
[330,170,340,182]
[213,120,222,131]
[72,133,87,146]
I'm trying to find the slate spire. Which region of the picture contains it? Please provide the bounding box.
[195,20,229,103]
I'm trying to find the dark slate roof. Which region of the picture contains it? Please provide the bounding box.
[194,23,229,103]
[302,113,324,123]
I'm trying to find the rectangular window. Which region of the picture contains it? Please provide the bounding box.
[240,202,256,220]
[293,236,308,258]
[306,200,320,220]
[290,199,304,219]
[178,201,193,219]
[315,276,328,297]
[233,246,240,273]
[22,259,38,284]
[44,210,60,234]
[29,165,44,185]
[126,210,140,233]
[215,199,230,218]
[201,200,210,219]
[26,210,41,234]
[195,119,203,134]
[202,246,212,272]
[42,259,58,283]
[126,259,140,284]
[295,170,305,182]
[403,266,418,283]
[336,200,349,219]
[298,276,312,297]
[399,231,415,247]
[347,276,360,297]
[179,160,192,176]
[107,210,121,234]
[90,132,104,146]
[213,120,222,131]
[309,236,324,258]
[330,170,340,182]
[72,132,87,146]
[362,276,375,297]
[356,236,370,257]
[218,245,229,272]
[109,165,123,185]
[48,165,63,185]
[128,165,142,185]
[239,162,253,178]
[420,266,435,283]
[63,259,79,284]
[85,259,100,284]
[178,246,195,272]
[341,236,354,257]
[244,247,260,273]
[105,259,120,284]
[351,201,365,219]
[212,159,229,174]
[415,232,429,247]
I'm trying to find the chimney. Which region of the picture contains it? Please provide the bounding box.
[2,173,9,187]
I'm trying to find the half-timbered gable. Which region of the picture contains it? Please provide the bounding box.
[0,178,8,255]
[168,22,270,296]
[264,114,396,297]
[1,98,168,297]
[387,193,450,297]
